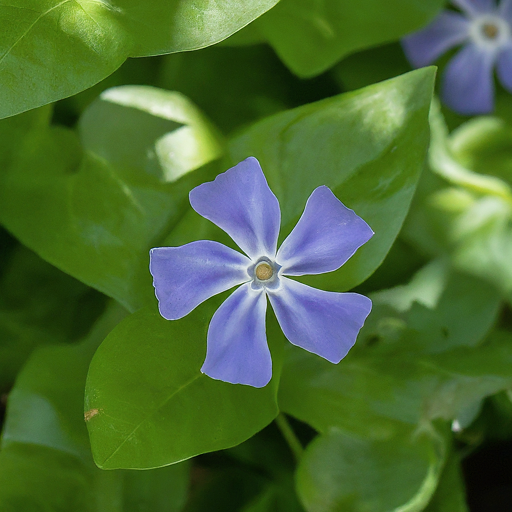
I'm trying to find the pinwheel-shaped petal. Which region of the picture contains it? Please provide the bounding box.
[150,157,373,387]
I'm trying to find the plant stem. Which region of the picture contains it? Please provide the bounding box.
[275,413,304,462]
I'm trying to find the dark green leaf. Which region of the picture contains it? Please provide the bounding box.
[0,303,190,511]
[0,246,103,390]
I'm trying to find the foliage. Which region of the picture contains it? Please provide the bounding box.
[1,2,512,511]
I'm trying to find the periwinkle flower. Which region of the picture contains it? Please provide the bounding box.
[403,0,512,114]
[150,157,373,388]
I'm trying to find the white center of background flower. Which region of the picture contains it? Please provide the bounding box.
[471,15,510,50]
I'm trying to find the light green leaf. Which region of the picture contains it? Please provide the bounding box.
[405,105,512,300]
[369,264,500,353]
[278,331,512,438]
[85,304,282,469]
[450,115,512,187]
[228,68,435,292]
[247,0,444,77]
[296,426,445,512]
[0,87,223,312]
[371,259,449,313]
[428,101,512,201]
[0,0,279,119]
[79,86,224,183]
[424,452,469,512]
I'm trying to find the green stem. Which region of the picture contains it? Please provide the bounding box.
[275,413,303,462]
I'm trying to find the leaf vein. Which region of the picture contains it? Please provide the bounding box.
[0,0,71,66]
[101,373,202,465]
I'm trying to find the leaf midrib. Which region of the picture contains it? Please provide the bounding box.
[0,0,71,67]
[100,373,201,466]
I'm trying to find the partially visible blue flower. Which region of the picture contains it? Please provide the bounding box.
[150,157,373,388]
[403,0,512,114]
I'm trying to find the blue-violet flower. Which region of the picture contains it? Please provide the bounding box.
[150,157,373,388]
[403,0,512,114]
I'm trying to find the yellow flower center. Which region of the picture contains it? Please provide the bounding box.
[255,262,273,281]
[482,22,499,39]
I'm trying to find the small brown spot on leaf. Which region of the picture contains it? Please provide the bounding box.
[84,408,100,422]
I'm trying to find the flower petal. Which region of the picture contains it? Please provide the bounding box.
[276,186,373,276]
[189,157,281,260]
[497,44,512,92]
[268,278,372,364]
[150,241,250,320]
[453,0,496,15]
[442,43,496,115]
[201,283,271,388]
[402,11,469,68]
[499,0,512,22]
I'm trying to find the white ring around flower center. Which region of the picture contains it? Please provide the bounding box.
[470,15,511,50]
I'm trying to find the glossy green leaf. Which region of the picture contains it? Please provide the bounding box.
[85,304,282,469]
[247,0,444,77]
[0,0,279,119]
[278,330,512,438]
[296,426,445,512]
[0,304,191,511]
[0,87,223,312]
[227,68,435,292]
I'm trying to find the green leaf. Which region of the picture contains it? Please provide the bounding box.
[0,0,279,119]
[248,0,444,77]
[404,105,512,300]
[428,101,512,200]
[333,42,411,93]
[0,87,223,311]
[158,45,294,135]
[424,452,469,512]
[370,262,501,353]
[228,68,435,292]
[449,116,512,187]
[85,304,281,469]
[296,426,445,512]
[182,467,267,512]
[278,330,512,438]
[0,246,103,390]
[0,303,191,511]
[242,480,305,512]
